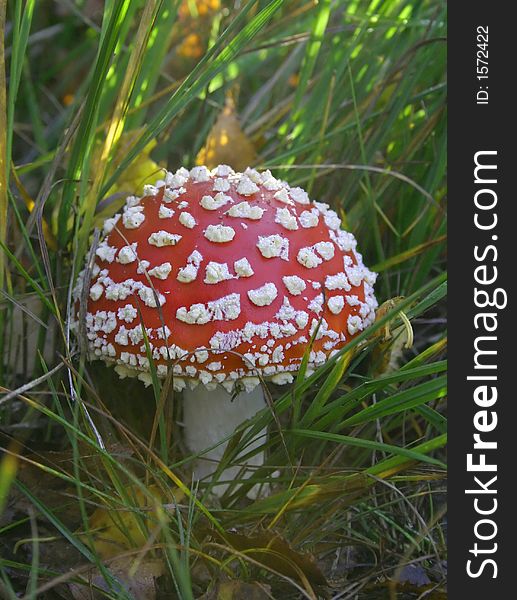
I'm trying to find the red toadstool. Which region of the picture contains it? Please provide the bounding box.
[72,165,377,490]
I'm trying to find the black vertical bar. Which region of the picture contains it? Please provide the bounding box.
[449,2,515,597]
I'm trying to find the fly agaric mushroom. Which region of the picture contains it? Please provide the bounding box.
[72,165,377,491]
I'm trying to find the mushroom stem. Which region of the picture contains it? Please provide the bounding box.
[182,384,267,497]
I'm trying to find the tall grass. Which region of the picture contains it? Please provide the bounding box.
[1,1,446,598]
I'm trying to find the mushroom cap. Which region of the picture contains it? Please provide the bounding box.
[73,166,378,392]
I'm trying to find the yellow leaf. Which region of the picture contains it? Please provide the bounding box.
[84,483,183,559]
[92,130,164,229]
[50,129,164,238]
[0,440,21,517]
[196,95,256,172]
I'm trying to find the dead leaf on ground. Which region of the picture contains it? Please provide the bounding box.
[217,529,327,588]
[69,556,164,600]
[84,483,184,560]
[2,443,133,530]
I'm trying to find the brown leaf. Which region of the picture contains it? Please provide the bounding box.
[196,95,256,171]
[218,529,327,588]
[69,556,164,600]
[2,444,127,530]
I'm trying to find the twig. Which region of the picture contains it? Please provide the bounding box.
[0,360,66,406]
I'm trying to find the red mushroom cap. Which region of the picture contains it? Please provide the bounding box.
[73,166,378,391]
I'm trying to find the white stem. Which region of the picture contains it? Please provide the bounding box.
[182,384,267,497]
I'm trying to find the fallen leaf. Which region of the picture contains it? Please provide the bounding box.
[2,444,132,530]
[217,529,327,588]
[84,483,184,560]
[196,94,256,171]
[50,129,164,238]
[69,556,164,600]
[0,440,21,518]
[93,129,164,228]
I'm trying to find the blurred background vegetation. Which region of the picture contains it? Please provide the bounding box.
[0,0,446,598]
